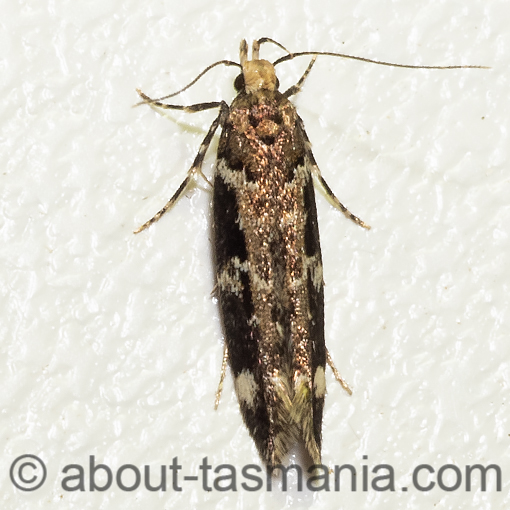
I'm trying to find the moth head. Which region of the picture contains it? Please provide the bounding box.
[235,39,279,93]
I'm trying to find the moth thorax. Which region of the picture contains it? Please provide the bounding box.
[242,59,277,93]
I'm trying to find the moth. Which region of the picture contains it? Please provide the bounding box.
[134,39,486,467]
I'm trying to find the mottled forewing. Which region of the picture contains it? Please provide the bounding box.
[301,148,326,456]
[212,117,271,462]
[212,90,327,465]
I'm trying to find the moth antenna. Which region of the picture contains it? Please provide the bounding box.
[134,59,242,107]
[273,51,490,70]
[256,37,291,55]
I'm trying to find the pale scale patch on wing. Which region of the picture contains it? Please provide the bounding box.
[313,366,326,399]
[234,370,259,409]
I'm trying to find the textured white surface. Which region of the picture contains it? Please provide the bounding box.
[1,0,508,508]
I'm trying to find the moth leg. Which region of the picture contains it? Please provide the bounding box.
[136,90,226,187]
[134,100,229,234]
[326,349,352,395]
[214,345,229,410]
[283,57,317,98]
[136,89,223,113]
[297,117,371,230]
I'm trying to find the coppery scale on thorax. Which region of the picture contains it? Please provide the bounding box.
[229,93,298,191]
[226,94,310,360]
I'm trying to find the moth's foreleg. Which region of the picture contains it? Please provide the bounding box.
[283,57,317,98]
[134,100,229,234]
[298,117,371,230]
[135,89,223,113]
